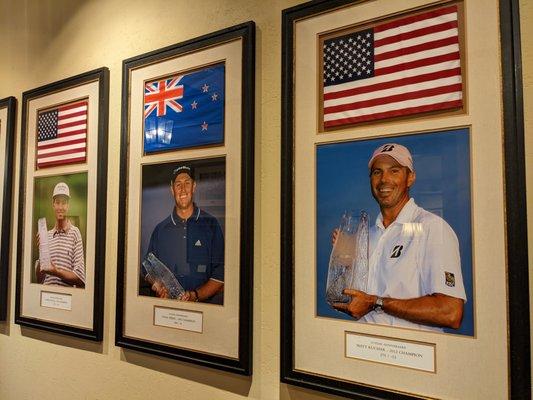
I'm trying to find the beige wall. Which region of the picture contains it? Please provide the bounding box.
[0,1,530,399]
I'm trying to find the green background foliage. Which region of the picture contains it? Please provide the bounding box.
[31,172,88,282]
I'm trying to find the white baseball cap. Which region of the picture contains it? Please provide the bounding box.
[52,182,70,198]
[368,143,414,172]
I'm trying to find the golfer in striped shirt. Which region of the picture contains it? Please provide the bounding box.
[36,182,85,287]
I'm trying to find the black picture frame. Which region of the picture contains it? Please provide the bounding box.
[280,0,530,399]
[15,68,109,341]
[116,22,255,375]
[0,97,17,321]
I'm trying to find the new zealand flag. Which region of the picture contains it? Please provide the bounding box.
[144,63,225,153]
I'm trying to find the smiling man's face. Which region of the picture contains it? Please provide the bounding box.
[52,195,70,222]
[370,155,415,211]
[171,172,196,211]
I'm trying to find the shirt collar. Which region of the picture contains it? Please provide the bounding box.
[375,198,417,229]
[170,204,200,226]
[52,220,72,235]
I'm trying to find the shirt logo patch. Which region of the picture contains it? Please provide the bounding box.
[445,272,455,287]
[195,240,202,246]
[197,264,207,273]
[390,245,403,258]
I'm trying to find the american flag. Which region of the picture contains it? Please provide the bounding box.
[37,100,88,168]
[322,5,463,129]
[144,77,184,118]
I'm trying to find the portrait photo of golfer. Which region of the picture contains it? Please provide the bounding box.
[32,173,88,288]
[316,128,474,336]
[139,159,225,305]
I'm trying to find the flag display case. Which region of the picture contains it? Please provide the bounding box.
[15,68,109,341]
[116,22,255,375]
[0,97,17,321]
[280,0,529,398]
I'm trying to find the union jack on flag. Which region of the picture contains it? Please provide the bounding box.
[144,77,184,118]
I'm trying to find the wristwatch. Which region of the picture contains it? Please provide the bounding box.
[374,296,384,312]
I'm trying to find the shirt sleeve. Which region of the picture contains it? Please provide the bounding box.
[209,219,224,283]
[72,228,86,285]
[420,216,466,301]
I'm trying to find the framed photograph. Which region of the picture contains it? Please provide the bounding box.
[15,68,109,341]
[281,1,529,399]
[116,22,255,375]
[316,128,474,337]
[0,97,17,321]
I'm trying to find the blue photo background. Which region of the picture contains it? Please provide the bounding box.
[316,128,474,336]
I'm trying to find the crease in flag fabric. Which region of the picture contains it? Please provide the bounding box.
[143,63,225,153]
[37,100,88,169]
[322,5,463,129]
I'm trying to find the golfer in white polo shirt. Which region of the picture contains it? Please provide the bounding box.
[36,182,85,288]
[333,143,466,332]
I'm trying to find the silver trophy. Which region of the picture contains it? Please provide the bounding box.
[326,210,369,305]
[142,252,185,299]
[38,217,53,272]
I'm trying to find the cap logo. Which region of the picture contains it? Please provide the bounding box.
[53,182,70,198]
[368,143,414,172]
[173,166,191,174]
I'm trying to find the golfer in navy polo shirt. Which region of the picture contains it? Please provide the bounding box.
[143,164,224,304]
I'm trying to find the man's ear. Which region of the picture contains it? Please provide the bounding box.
[407,170,416,188]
